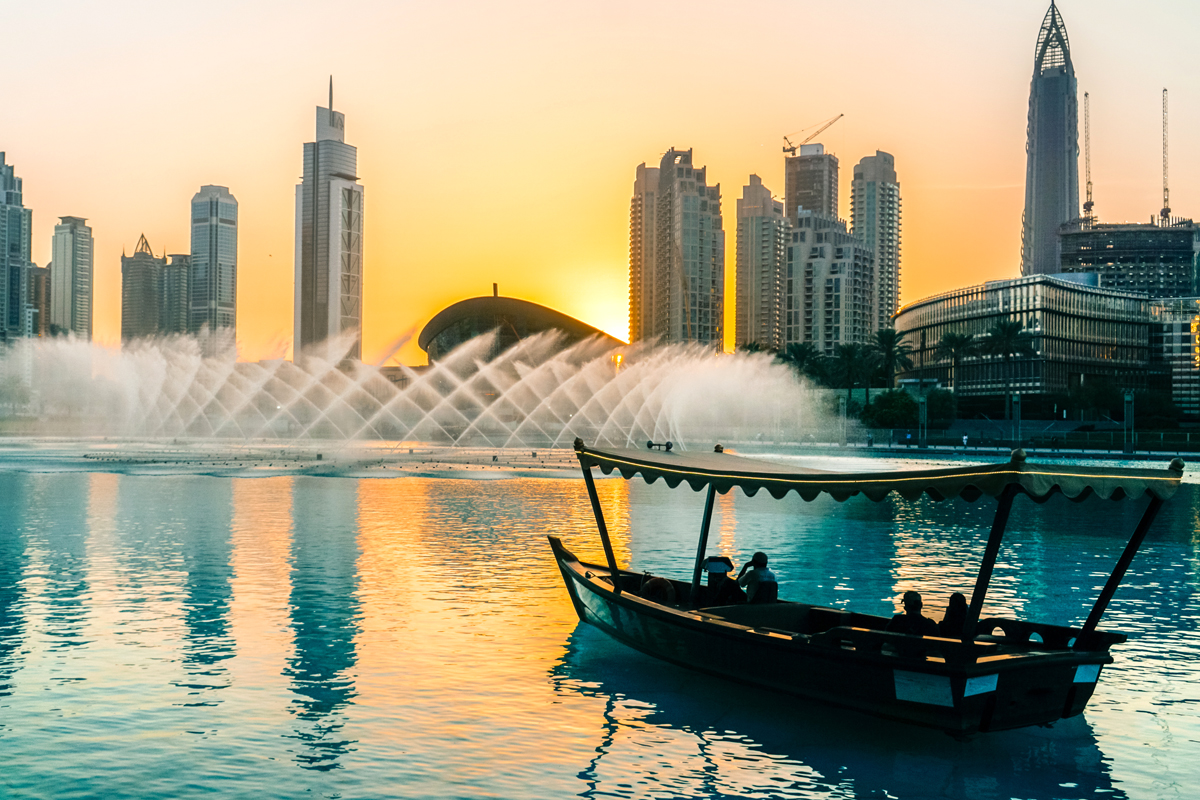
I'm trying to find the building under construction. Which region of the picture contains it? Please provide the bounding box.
[1059,218,1200,298]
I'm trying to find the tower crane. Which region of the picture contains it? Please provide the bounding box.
[1161,88,1170,225]
[783,114,844,156]
[1083,92,1094,222]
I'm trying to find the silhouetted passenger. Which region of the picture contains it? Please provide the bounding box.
[702,555,746,605]
[939,592,969,638]
[886,590,938,636]
[641,576,677,606]
[737,552,778,604]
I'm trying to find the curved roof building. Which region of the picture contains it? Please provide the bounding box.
[418,293,624,362]
[1021,2,1080,276]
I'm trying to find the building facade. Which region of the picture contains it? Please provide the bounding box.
[1,152,34,341]
[1149,297,1200,418]
[851,151,901,333]
[1059,218,1199,298]
[162,254,190,336]
[121,235,166,341]
[27,265,49,337]
[735,175,786,350]
[1021,3,1080,276]
[189,185,237,351]
[628,148,724,348]
[628,163,658,343]
[295,83,365,362]
[784,211,875,354]
[784,143,837,221]
[50,216,94,339]
[894,275,1148,399]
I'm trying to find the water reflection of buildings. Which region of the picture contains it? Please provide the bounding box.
[176,480,234,698]
[285,477,362,771]
[0,474,30,699]
[552,623,1124,800]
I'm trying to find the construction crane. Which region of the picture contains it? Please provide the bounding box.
[783,114,844,156]
[1161,88,1170,225]
[1083,92,1094,221]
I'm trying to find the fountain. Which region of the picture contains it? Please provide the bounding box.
[0,330,832,449]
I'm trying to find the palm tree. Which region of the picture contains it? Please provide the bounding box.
[871,329,913,393]
[981,319,1037,418]
[777,342,825,383]
[935,332,977,393]
[830,343,874,407]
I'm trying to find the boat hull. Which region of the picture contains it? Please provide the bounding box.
[550,536,1112,734]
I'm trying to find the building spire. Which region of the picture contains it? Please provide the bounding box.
[1034,2,1071,74]
[329,75,333,111]
[135,233,153,256]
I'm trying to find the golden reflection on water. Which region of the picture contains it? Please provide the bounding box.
[229,478,295,702]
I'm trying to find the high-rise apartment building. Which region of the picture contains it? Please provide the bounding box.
[295,82,364,362]
[784,143,838,221]
[189,185,237,352]
[1,152,34,341]
[27,265,50,337]
[851,152,902,332]
[784,211,875,354]
[1021,2,1079,275]
[735,175,786,350]
[629,148,724,348]
[162,254,191,335]
[628,163,658,343]
[121,234,166,341]
[50,216,94,338]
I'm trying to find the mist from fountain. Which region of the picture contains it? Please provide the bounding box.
[0,331,832,449]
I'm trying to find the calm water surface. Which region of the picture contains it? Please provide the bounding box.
[1,468,1198,799]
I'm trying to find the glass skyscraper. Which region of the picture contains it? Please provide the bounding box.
[189,185,238,353]
[0,152,33,341]
[294,82,364,362]
[1021,2,1079,276]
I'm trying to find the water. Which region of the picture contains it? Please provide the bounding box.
[1,465,1198,799]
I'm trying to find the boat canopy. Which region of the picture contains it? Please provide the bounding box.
[574,443,1185,504]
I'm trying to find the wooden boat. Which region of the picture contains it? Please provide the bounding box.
[550,440,1185,734]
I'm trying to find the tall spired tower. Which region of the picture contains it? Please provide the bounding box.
[1021,2,1079,276]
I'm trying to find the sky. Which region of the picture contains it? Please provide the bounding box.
[4,0,1199,364]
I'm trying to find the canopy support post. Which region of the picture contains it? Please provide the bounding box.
[689,485,718,606]
[1079,495,1164,642]
[963,485,1018,638]
[582,465,622,594]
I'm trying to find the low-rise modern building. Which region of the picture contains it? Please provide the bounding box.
[1149,296,1200,418]
[785,211,875,354]
[1058,217,1199,298]
[894,274,1149,399]
[419,292,624,363]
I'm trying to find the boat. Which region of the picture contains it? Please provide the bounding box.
[549,439,1185,734]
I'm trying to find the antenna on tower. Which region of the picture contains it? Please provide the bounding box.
[1083,91,1094,222]
[1161,87,1170,225]
[329,75,334,111]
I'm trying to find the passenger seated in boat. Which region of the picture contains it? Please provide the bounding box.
[640,576,677,605]
[701,555,746,605]
[737,552,778,604]
[938,592,969,638]
[886,590,938,636]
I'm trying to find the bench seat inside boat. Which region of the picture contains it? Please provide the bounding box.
[699,603,886,635]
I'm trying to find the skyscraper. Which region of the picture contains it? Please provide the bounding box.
[295,80,365,362]
[162,254,190,336]
[784,143,838,221]
[27,266,49,337]
[189,185,237,353]
[50,216,94,338]
[785,211,875,354]
[0,152,33,341]
[735,175,786,350]
[121,234,166,342]
[628,163,658,344]
[629,148,724,348]
[1021,2,1079,276]
[851,151,902,332]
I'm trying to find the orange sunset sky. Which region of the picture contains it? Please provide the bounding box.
[4,1,1199,365]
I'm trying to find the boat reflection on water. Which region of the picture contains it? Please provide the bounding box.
[551,623,1124,800]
